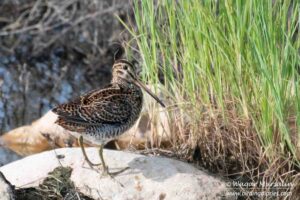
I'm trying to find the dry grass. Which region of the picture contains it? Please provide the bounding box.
[137,103,300,199]
[0,0,130,54]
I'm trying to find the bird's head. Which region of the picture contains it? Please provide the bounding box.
[112,59,137,82]
[112,59,165,107]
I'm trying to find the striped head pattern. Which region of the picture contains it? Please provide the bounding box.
[112,59,165,107]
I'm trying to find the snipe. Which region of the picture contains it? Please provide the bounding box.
[52,58,165,176]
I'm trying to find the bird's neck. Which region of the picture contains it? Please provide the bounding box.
[111,77,142,94]
[111,76,131,87]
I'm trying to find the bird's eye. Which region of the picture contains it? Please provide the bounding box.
[123,65,128,70]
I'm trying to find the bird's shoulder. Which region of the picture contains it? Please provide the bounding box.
[52,83,133,120]
[82,83,143,104]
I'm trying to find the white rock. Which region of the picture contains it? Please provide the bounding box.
[0,148,233,200]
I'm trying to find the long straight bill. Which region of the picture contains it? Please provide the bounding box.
[134,79,165,107]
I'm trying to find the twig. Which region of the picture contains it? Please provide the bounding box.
[0,4,125,36]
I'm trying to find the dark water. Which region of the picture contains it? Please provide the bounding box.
[0,48,109,132]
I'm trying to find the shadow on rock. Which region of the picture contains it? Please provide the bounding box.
[127,156,198,182]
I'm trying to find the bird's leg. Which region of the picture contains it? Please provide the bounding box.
[98,145,129,177]
[78,136,101,168]
[98,144,109,175]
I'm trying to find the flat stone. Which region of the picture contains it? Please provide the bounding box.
[0,148,233,200]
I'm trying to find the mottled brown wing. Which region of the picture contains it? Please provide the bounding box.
[52,86,132,132]
[80,94,133,123]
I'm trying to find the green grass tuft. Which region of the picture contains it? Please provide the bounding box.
[128,0,300,160]
[123,0,300,197]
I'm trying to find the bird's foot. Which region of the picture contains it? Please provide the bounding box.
[81,159,102,169]
[101,166,130,177]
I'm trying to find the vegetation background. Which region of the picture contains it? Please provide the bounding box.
[0,0,299,199]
